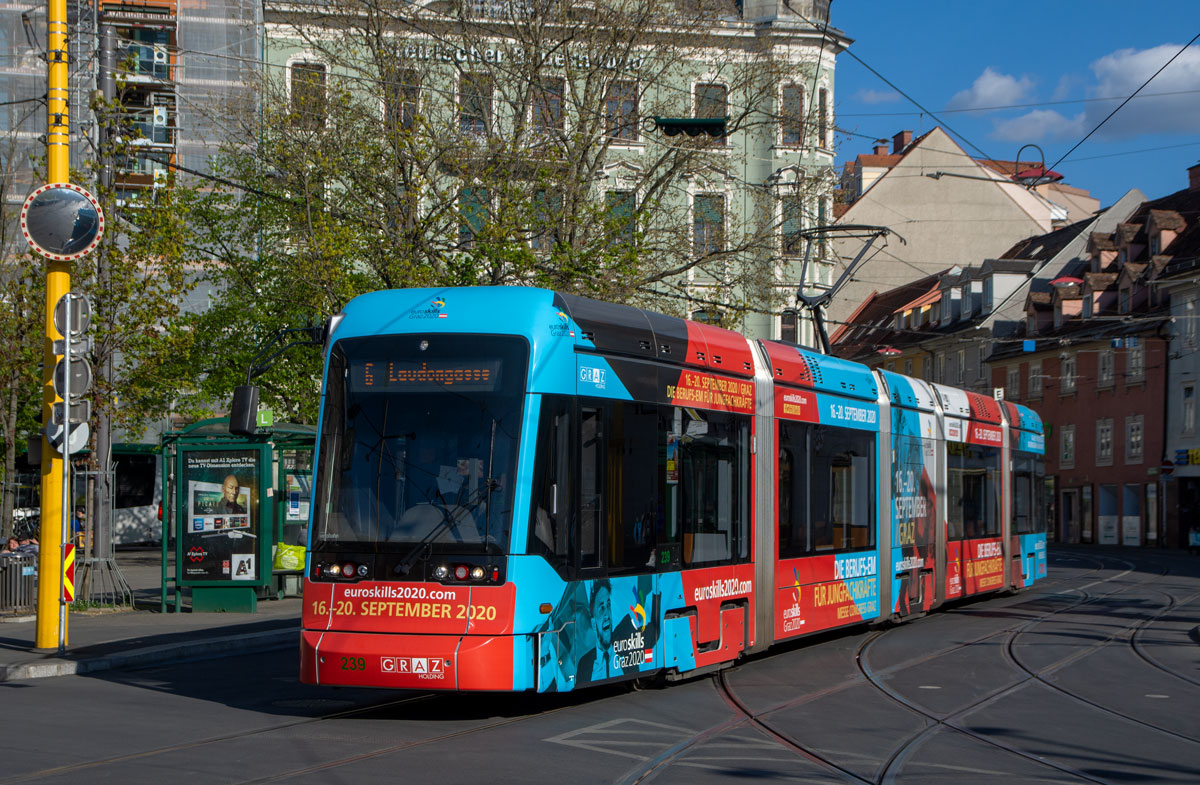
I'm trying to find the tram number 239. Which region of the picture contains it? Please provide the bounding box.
[340,656,367,671]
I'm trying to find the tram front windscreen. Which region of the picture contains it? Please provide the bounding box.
[312,333,528,557]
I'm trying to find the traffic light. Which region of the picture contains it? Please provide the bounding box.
[47,293,91,455]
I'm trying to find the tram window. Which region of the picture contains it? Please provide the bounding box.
[947,442,1000,539]
[777,421,811,559]
[114,455,156,508]
[530,396,572,568]
[678,408,749,566]
[1014,456,1033,534]
[810,425,874,551]
[1013,453,1046,535]
[579,407,603,569]
[1034,457,1047,534]
[607,402,663,575]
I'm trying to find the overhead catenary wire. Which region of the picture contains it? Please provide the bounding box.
[1045,31,1200,174]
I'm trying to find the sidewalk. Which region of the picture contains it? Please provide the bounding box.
[0,548,301,682]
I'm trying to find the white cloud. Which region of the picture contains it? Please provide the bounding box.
[947,67,1036,111]
[993,110,1086,143]
[1084,44,1200,138]
[1051,74,1080,102]
[855,88,901,104]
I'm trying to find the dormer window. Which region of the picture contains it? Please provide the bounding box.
[1150,234,1161,256]
[1027,314,1036,334]
[983,278,993,311]
[1083,297,1093,318]
[961,286,971,317]
[1054,303,1063,329]
[1118,247,1127,264]
[1119,286,1131,314]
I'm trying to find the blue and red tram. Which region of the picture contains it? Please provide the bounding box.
[299,287,1047,691]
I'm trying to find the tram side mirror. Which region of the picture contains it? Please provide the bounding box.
[229,385,260,436]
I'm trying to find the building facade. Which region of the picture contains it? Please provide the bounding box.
[989,175,1200,546]
[0,0,258,209]
[1151,164,1200,548]
[828,127,1098,329]
[262,0,847,340]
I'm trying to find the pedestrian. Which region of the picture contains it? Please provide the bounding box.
[73,506,86,547]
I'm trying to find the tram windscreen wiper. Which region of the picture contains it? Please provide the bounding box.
[395,417,499,576]
[394,480,497,576]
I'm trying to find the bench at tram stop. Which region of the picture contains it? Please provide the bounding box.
[0,554,38,617]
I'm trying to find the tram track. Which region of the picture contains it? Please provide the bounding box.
[620,555,1137,784]
[853,551,1199,784]
[8,550,1195,785]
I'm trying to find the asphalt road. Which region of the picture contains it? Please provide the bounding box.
[1,547,1197,785]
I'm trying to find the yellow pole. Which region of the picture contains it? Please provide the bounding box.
[35,0,71,652]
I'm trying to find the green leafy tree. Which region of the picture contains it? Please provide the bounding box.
[162,0,829,422]
[0,106,46,538]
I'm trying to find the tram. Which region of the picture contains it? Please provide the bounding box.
[300,287,1046,691]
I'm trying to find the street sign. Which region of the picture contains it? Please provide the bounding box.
[63,544,75,602]
[45,420,89,455]
[52,355,92,399]
[53,294,91,337]
[53,336,92,356]
[52,399,90,427]
[20,183,105,261]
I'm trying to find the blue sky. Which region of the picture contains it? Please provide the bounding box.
[831,2,1200,208]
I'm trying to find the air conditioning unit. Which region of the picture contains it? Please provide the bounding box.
[153,45,168,65]
[153,107,167,126]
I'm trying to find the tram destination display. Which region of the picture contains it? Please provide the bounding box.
[350,358,502,393]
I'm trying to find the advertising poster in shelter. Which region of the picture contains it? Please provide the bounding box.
[181,450,259,582]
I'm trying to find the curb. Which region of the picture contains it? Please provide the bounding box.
[0,628,297,682]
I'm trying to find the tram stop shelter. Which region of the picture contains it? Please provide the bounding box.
[159,418,315,613]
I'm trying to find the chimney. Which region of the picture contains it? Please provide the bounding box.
[873,139,889,156]
[1190,162,1200,192]
[892,130,913,155]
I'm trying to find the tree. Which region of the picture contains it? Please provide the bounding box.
[0,101,46,539]
[159,0,831,421]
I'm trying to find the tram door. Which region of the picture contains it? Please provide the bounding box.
[570,403,665,688]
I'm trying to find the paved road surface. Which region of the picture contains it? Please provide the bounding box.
[1,546,1197,784]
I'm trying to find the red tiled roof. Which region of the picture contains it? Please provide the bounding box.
[892,285,942,314]
[856,154,902,168]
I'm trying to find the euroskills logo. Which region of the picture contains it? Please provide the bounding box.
[791,567,802,604]
[549,309,575,338]
[409,296,449,320]
[629,587,648,631]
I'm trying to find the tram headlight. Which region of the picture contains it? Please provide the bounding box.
[469,566,485,581]
[322,563,340,578]
[356,563,369,578]
[433,565,450,580]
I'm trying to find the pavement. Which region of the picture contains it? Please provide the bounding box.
[0,547,301,682]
